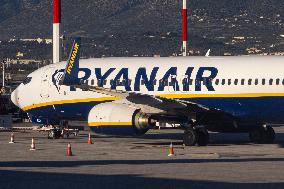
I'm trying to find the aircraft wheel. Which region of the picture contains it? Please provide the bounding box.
[196,128,209,146]
[249,125,275,144]
[263,125,275,143]
[48,130,55,139]
[183,127,197,146]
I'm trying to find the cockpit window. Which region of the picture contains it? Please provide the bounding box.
[23,77,32,85]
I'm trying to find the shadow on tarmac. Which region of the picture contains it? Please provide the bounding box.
[0,158,284,168]
[0,169,283,189]
[11,128,284,147]
[137,132,284,147]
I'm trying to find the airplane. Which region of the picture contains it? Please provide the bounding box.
[11,37,282,146]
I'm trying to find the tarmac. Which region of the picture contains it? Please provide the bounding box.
[1,125,284,189]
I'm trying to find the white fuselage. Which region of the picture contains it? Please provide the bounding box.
[11,56,284,124]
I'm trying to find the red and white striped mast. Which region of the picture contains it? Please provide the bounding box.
[53,0,61,63]
[182,0,187,56]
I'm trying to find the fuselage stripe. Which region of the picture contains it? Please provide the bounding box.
[22,93,284,111]
[22,97,120,111]
[158,93,284,98]
[88,122,133,127]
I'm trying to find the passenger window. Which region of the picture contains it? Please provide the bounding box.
[182,78,191,87]
[228,79,232,85]
[255,79,258,85]
[276,79,280,85]
[96,79,100,86]
[248,79,252,85]
[241,79,245,85]
[234,79,238,85]
[262,79,266,85]
[215,79,219,85]
[91,79,94,86]
[282,79,284,85]
[208,79,213,86]
[202,78,207,85]
[159,79,168,86]
[153,79,157,85]
[269,79,273,85]
[122,79,126,85]
[222,79,226,85]
[203,78,211,86]
[118,80,122,85]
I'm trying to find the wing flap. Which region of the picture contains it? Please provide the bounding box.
[76,85,210,116]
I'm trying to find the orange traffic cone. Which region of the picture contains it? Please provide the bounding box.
[9,133,15,144]
[30,137,36,151]
[168,142,174,157]
[67,143,73,156]
[88,133,93,144]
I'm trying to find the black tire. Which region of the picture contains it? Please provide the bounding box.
[48,130,54,139]
[249,129,262,143]
[196,129,209,146]
[249,125,275,144]
[263,125,275,143]
[183,128,197,146]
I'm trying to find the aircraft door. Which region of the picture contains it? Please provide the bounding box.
[40,67,52,98]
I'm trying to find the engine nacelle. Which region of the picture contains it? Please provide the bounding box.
[88,102,155,135]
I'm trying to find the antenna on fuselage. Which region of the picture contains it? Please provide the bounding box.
[205,49,211,57]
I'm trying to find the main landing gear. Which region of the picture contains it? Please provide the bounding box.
[249,125,275,144]
[183,126,209,146]
[181,123,275,146]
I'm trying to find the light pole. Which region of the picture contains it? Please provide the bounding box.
[2,60,4,88]
[182,0,188,56]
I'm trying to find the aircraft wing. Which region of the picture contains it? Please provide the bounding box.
[77,84,211,118]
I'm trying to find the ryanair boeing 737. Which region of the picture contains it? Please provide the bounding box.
[11,38,281,146]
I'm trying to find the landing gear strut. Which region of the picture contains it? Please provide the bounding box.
[249,125,275,144]
[183,126,209,146]
[47,128,62,139]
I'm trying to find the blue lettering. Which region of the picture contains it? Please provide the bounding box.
[111,68,131,91]
[95,68,115,87]
[134,67,159,91]
[195,67,218,91]
[70,68,91,91]
[158,67,180,91]
[183,67,194,91]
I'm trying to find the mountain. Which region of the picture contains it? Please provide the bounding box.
[0,0,283,39]
[0,0,284,57]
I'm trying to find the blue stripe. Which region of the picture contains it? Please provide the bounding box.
[27,97,284,133]
[189,97,284,122]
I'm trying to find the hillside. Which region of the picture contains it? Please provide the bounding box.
[0,0,283,39]
[0,0,284,56]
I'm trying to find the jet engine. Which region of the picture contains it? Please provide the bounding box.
[88,102,155,135]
